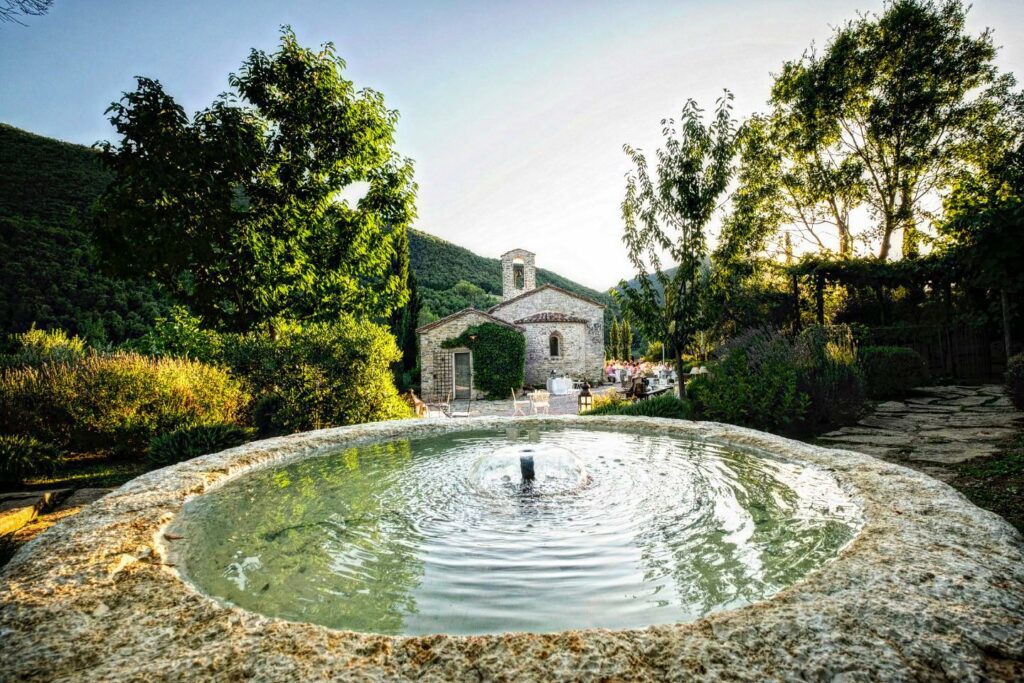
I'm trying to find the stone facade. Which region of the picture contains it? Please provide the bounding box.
[488,286,604,386]
[417,249,604,399]
[417,309,521,402]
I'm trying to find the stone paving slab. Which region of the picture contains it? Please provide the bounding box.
[818,384,1023,474]
[0,489,69,536]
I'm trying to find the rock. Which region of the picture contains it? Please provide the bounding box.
[0,489,69,536]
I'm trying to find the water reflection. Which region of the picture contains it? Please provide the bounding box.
[174,428,860,635]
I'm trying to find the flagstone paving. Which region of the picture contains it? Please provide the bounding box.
[817,384,1023,481]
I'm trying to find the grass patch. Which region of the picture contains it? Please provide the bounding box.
[950,435,1024,533]
[4,453,148,492]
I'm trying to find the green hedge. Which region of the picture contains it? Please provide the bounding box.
[442,323,525,399]
[148,424,255,466]
[584,393,693,419]
[222,317,412,435]
[858,346,928,398]
[0,352,248,457]
[1006,353,1024,410]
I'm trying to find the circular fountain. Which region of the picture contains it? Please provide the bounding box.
[2,416,1022,681]
[167,427,861,635]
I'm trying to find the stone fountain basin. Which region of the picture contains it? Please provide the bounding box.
[1,416,1022,682]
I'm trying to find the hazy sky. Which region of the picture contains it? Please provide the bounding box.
[2,0,1022,289]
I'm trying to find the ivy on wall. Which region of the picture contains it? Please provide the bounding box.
[441,323,525,399]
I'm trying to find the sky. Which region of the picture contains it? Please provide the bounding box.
[2,0,1023,290]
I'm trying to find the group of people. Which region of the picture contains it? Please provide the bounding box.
[604,360,677,385]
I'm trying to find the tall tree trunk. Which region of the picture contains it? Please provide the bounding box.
[1002,288,1013,361]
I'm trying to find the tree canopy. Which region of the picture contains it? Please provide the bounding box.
[737,0,1016,261]
[616,93,739,377]
[94,28,417,333]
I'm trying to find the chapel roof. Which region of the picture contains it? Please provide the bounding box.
[415,308,523,334]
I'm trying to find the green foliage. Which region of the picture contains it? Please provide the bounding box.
[794,325,866,430]
[93,28,416,332]
[441,323,525,399]
[222,316,411,435]
[0,125,166,344]
[0,434,62,484]
[858,346,929,398]
[0,351,248,457]
[644,340,664,362]
[584,393,693,419]
[609,320,621,360]
[687,329,809,433]
[621,320,633,360]
[147,424,255,467]
[616,94,738,379]
[1004,353,1024,409]
[125,306,222,363]
[418,280,498,324]
[769,0,1014,259]
[3,327,86,367]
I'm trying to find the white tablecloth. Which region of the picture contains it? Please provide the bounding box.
[546,377,573,395]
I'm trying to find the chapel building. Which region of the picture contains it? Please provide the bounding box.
[417,249,605,401]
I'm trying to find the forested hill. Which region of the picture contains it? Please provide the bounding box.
[0,123,614,339]
[409,229,615,325]
[0,124,165,343]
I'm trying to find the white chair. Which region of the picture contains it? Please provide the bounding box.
[450,394,474,418]
[511,389,528,416]
[529,390,550,414]
[425,392,451,419]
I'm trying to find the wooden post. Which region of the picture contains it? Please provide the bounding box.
[815,274,825,326]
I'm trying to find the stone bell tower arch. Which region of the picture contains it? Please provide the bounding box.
[501,248,536,300]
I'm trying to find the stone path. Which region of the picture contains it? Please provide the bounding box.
[817,385,1023,481]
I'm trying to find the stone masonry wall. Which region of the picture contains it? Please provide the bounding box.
[490,288,604,384]
[501,249,536,300]
[418,311,509,402]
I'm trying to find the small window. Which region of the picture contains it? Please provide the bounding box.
[549,333,561,358]
[513,263,525,289]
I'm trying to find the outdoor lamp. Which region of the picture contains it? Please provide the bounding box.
[577,381,593,413]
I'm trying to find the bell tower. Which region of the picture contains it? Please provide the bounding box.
[501,249,536,300]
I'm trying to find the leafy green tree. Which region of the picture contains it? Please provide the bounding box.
[942,132,1024,354]
[622,320,633,360]
[616,94,738,382]
[609,319,620,360]
[94,28,417,333]
[769,0,1014,259]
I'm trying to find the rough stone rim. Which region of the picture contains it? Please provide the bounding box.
[2,415,1022,682]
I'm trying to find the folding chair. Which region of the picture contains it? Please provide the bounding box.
[511,388,528,416]
[529,390,550,414]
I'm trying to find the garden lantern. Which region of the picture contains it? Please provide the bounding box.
[577,381,592,413]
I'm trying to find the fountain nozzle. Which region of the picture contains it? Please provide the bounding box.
[520,453,535,482]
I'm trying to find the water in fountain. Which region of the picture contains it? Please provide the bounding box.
[172,428,861,635]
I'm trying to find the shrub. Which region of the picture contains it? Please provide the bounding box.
[858,346,928,398]
[441,323,526,399]
[794,325,866,430]
[3,327,86,367]
[1006,353,1024,409]
[148,424,255,466]
[0,352,248,457]
[223,316,412,435]
[584,393,693,419]
[0,434,62,483]
[126,306,222,363]
[686,328,809,433]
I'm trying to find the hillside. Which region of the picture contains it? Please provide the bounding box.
[0,124,614,340]
[0,124,165,343]
[409,229,617,325]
